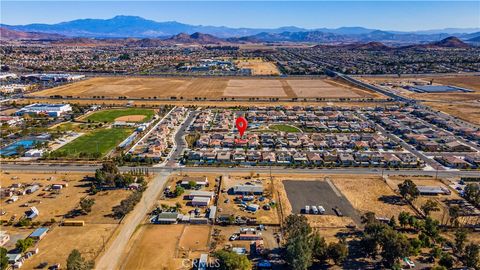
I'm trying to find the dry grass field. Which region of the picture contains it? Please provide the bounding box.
[234,58,280,75]
[122,225,187,270]
[28,76,384,100]
[332,175,414,218]
[361,75,480,124]
[21,224,117,269]
[224,79,286,97]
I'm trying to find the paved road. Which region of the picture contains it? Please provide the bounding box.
[95,171,170,270]
[2,163,479,178]
[165,110,198,167]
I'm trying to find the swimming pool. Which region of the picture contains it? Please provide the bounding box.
[0,140,37,156]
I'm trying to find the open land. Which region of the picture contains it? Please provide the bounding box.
[234,58,280,76]
[0,171,134,269]
[122,224,187,270]
[361,75,480,124]
[84,108,155,123]
[28,77,384,100]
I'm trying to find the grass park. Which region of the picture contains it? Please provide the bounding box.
[85,108,155,123]
[52,128,133,158]
[269,124,302,133]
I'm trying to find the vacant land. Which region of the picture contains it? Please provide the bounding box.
[29,77,383,100]
[85,108,155,123]
[122,225,185,270]
[361,75,480,124]
[224,79,286,97]
[53,128,133,158]
[234,58,280,76]
[332,175,414,219]
[22,224,117,269]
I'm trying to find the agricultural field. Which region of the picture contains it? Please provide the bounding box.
[84,108,155,123]
[28,77,384,100]
[234,58,280,76]
[52,128,133,158]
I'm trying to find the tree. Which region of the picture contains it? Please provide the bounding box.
[388,216,397,228]
[463,183,480,207]
[16,238,34,253]
[284,215,313,270]
[380,230,411,267]
[79,198,95,214]
[66,249,94,270]
[174,186,185,197]
[454,228,468,255]
[312,233,328,262]
[214,250,251,270]
[398,179,419,202]
[0,247,7,270]
[327,240,349,265]
[421,199,440,216]
[188,180,197,189]
[439,253,453,269]
[462,243,479,269]
[398,211,410,229]
[423,217,439,239]
[448,205,460,226]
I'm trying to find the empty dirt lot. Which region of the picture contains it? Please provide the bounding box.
[29,77,383,100]
[122,224,206,270]
[234,59,280,76]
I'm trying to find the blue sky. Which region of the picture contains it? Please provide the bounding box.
[1,1,479,31]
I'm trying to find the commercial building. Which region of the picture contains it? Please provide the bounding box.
[16,103,72,117]
[232,185,264,195]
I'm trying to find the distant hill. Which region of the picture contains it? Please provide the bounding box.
[467,35,480,42]
[429,36,471,48]
[166,32,224,44]
[1,15,478,42]
[0,27,64,40]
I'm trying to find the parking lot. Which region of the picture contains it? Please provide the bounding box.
[283,180,361,224]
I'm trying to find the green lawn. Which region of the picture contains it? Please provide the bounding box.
[52,128,133,158]
[85,108,155,123]
[269,124,302,133]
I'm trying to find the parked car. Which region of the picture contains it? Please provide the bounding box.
[317,206,325,214]
[229,234,239,241]
[403,257,415,269]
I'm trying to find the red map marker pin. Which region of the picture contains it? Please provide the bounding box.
[236,117,248,137]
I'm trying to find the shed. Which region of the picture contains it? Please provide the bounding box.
[29,227,49,240]
[232,185,264,195]
[25,185,40,194]
[187,191,214,200]
[191,197,210,207]
[208,206,217,220]
[26,207,39,219]
[154,212,179,224]
[417,186,451,195]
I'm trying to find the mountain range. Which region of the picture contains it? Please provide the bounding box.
[2,15,479,44]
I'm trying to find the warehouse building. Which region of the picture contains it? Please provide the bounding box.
[232,184,264,195]
[16,103,72,117]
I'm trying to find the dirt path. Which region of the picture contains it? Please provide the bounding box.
[95,171,170,270]
[280,80,297,98]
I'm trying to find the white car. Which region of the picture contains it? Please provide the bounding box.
[311,206,319,215]
[317,206,325,214]
[403,257,415,269]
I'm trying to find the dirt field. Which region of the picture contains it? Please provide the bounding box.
[0,172,90,223]
[21,224,117,269]
[288,79,363,98]
[115,115,147,122]
[234,58,280,76]
[224,79,286,97]
[122,224,187,270]
[332,175,414,219]
[177,225,211,259]
[28,77,384,100]
[360,75,480,124]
